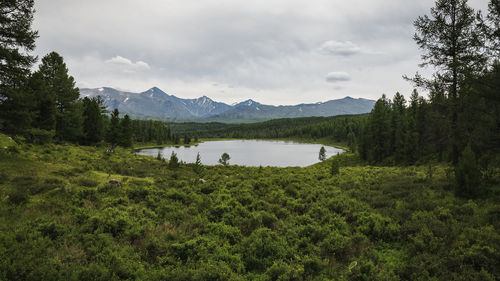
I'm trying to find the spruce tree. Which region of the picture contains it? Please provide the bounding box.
[82,97,104,144]
[391,92,407,163]
[409,0,487,164]
[106,109,121,148]
[319,146,326,161]
[367,95,392,162]
[37,52,82,142]
[193,152,204,175]
[168,151,180,169]
[28,72,56,132]
[0,0,38,133]
[347,127,357,153]
[487,0,500,54]
[331,157,340,175]
[119,114,133,147]
[219,152,230,166]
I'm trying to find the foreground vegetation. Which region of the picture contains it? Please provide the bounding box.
[1,140,499,280]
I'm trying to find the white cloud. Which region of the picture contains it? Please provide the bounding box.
[105,55,150,71]
[326,72,351,83]
[318,40,361,56]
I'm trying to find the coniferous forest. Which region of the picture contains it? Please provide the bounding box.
[1,0,500,280]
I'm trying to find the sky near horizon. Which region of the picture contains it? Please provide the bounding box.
[32,0,489,105]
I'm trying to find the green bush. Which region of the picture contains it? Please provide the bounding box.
[26,129,54,145]
[455,144,481,197]
[8,186,29,205]
[77,176,99,187]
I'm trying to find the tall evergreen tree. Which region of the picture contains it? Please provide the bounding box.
[367,95,392,162]
[119,114,133,147]
[319,146,326,161]
[0,0,38,133]
[409,0,487,164]
[347,127,357,153]
[487,0,500,54]
[168,151,180,169]
[82,97,104,144]
[391,92,407,163]
[37,52,82,142]
[28,72,56,132]
[106,109,121,148]
[193,152,204,175]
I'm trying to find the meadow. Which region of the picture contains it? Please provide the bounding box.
[1,137,498,280]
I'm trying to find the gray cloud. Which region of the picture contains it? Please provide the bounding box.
[326,72,351,83]
[31,0,490,105]
[318,41,361,56]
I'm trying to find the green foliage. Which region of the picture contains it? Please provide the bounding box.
[0,143,499,280]
[219,152,230,166]
[319,146,326,161]
[119,114,133,147]
[106,109,120,147]
[7,186,29,205]
[168,151,180,169]
[82,96,105,144]
[26,128,54,145]
[331,157,340,175]
[455,144,482,197]
[193,152,204,175]
[0,0,38,134]
[169,114,366,144]
[37,52,82,142]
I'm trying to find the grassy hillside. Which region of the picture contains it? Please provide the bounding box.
[0,142,499,280]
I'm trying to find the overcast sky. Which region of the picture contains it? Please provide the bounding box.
[32,0,489,105]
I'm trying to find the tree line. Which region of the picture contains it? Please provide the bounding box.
[359,0,500,196]
[169,115,365,152]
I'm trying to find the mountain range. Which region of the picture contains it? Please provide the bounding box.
[79,87,375,122]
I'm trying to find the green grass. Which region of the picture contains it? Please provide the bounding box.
[0,133,16,148]
[0,142,498,280]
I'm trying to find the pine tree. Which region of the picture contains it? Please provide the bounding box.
[347,127,357,153]
[331,157,340,175]
[193,152,204,175]
[119,114,133,147]
[405,90,422,163]
[367,95,392,162]
[219,152,230,166]
[168,151,180,169]
[391,92,407,163]
[319,146,326,161]
[82,97,104,144]
[0,0,38,133]
[28,72,55,132]
[37,52,82,142]
[106,109,120,148]
[409,0,487,164]
[487,0,500,54]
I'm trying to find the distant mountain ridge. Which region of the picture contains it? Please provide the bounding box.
[79,87,375,121]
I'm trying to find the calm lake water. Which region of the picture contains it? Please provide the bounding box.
[135,140,344,167]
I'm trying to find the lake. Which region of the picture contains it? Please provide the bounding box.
[135,140,344,167]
